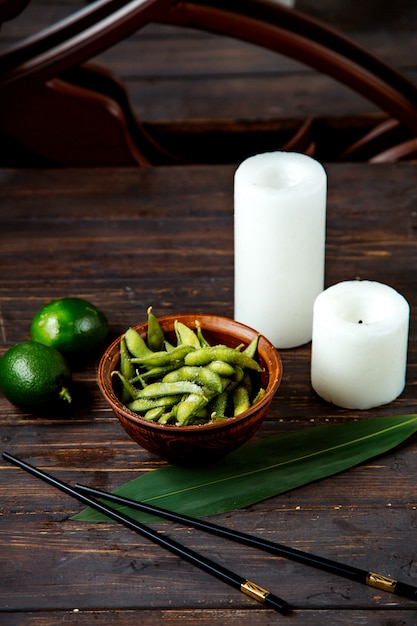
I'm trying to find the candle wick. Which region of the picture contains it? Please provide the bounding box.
[358,320,363,324]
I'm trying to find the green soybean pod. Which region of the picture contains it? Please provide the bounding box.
[175,392,209,425]
[120,337,135,378]
[146,306,165,351]
[157,411,176,425]
[143,406,165,421]
[125,327,153,359]
[195,320,211,348]
[184,345,262,371]
[193,366,224,393]
[131,344,195,368]
[243,334,260,358]
[112,370,142,401]
[162,365,223,394]
[139,363,179,381]
[240,371,254,396]
[175,320,201,348]
[193,406,210,419]
[232,385,250,416]
[252,387,266,404]
[134,380,207,399]
[183,405,211,425]
[210,389,229,418]
[207,360,235,377]
[233,365,244,382]
[127,394,182,413]
[119,337,136,402]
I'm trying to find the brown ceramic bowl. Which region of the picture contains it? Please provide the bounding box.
[97,314,282,465]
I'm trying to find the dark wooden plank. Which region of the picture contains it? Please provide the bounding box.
[1,506,417,611]
[2,431,417,509]
[1,609,416,626]
[89,27,417,79]
[125,74,376,123]
[299,0,417,30]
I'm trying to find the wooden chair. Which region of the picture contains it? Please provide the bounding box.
[0,0,30,24]
[1,0,416,166]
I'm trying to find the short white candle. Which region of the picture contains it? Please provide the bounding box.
[234,151,327,348]
[311,280,410,410]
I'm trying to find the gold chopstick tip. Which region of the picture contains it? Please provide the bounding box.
[241,579,270,603]
[366,572,397,593]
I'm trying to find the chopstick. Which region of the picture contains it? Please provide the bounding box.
[2,452,290,615]
[73,483,417,603]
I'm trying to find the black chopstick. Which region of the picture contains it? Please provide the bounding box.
[74,483,417,603]
[2,452,290,615]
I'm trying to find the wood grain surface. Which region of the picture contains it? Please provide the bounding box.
[1,162,417,624]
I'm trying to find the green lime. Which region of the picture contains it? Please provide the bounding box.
[30,297,109,355]
[0,341,72,410]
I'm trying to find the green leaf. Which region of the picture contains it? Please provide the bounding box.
[73,414,417,523]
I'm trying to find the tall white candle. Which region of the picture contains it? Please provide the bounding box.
[311,280,410,410]
[234,151,327,348]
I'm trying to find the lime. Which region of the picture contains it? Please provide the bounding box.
[0,341,72,410]
[30,297,109,355]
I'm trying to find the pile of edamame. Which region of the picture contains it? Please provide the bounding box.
[113,308,266,426]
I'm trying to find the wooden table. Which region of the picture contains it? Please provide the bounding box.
[1,162,417,625]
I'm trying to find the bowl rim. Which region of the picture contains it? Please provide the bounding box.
[97,313,282,433]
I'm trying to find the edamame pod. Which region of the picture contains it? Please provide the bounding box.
[147,306,165,351]
[139,364,179,381]
[232,385,250,415]
[210,389,229,418]
[112,370,143,401]
[175,392,209,425]
[184,345,262,371]
[119,337,136,402]
[138,361,178,383]
[243,334,260,358]
[207,360,235,377]
[125,327,153,359]
[143,406,165,421]
[240,371,254,396]
[134,380,207,399]
[120,337,135,379]
[131,344,195,367]
[195,320,211,348]
[175,320,201,348]
[162,365,223,394]
[127,395,182,413]
[252,387,266,404]
[233,365,244,382]
[158,411,176,424]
